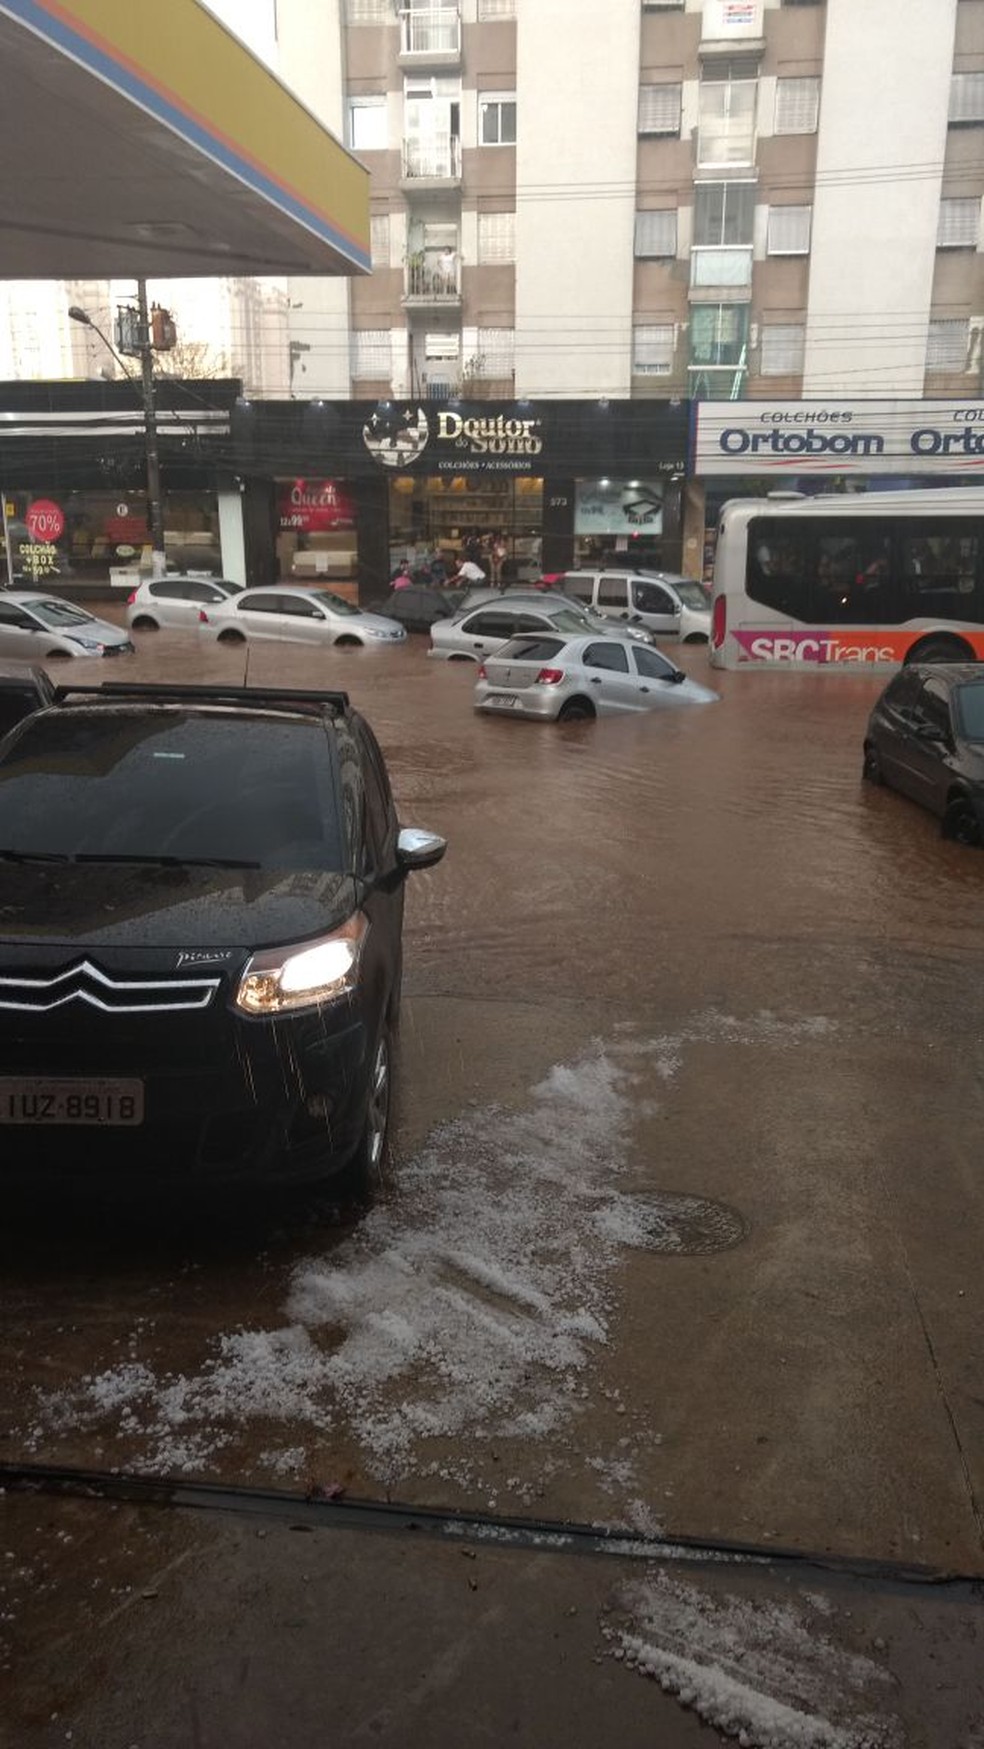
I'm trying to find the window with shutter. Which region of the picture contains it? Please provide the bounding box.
[638,84,682,136]
[632,325,675,375]
[767,205,812,255]
[478,211,516,264]
[937,198,980,249]
[478,0,516,16]
[634,210,678,258]
[775,78,820,135]
[950,74,984,125]
[345,0,391,21]
[760,325,805,375]
[425,332,460,361]
[927,320,970,370]
[351,330,392,378]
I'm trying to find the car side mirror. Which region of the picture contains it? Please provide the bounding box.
[916,720,945,742]
[663,669,686,685]
[629,613,643,623]
[397,827,447,872]
[673,603,682,615]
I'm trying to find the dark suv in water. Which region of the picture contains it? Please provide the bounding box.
[0,683,446,1190]
[863,663,984,844]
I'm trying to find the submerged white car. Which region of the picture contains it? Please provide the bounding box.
[475,632,719,721]
[0,593,134,660]
[199,586,406,648]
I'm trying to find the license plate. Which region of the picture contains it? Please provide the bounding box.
[486,694,521,710]
[0,1077,144,1126]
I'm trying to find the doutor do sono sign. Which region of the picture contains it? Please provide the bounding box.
[694,402,984,477]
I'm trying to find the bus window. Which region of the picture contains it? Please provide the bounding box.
[747,518,809,617]
[814,527,892,624]
[899,525,982,623]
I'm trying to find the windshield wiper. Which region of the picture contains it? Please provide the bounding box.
[0,848,71,864]
[73,853,262,870]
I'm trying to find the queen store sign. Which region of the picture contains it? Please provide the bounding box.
[278,480,356,533]
[694,400,984,477]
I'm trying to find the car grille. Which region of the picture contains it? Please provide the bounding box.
[104,642,134,656]
[0,958,220,1014]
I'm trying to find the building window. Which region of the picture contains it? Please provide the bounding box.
[938,198,980,249]
[767,204,812,255]
[698,75,757,167]
[348,96,388,152]
[927,319,970,371]
[632,325,675,375]
[351,329,392,378]
[478,210,516,263]
[478,0,516,16]
[370,214,391,268]
[775,77,820,135]
[950,74,984,125]
[638,83,682,136]
[695,182,756,246]
[760,324,805,375]
[472,328,515,376]
[688,304,749,397]
[425,332,460,362]
[480,93,517,145]
[635,210,678,259]
[345,0,391,21]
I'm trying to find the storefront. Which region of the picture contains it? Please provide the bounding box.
[692,400,984,582]
[0,379,242,596]
[232,398,690,597]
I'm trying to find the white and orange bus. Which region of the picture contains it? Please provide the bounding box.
[709,489,984,670]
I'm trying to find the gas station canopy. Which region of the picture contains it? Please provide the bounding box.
[0,0,370,278]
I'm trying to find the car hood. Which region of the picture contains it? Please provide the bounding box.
[350,611,405,635]
[61,619,132,647]
[0,863,359,954]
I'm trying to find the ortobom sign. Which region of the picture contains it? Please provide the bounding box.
[693,401,984,477]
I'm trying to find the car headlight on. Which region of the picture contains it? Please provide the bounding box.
[235,912,369,1015]
[69,636,106,652]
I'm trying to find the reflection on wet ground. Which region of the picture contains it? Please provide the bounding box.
[2,632,984,1569]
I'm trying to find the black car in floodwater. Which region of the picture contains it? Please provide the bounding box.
[0,683,446,1190]
[863,664,984,844]
[0,662,54,736]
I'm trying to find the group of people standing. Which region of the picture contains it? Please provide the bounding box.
[390,529,511,593]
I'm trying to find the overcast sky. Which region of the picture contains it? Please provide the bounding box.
[200,0,279,67]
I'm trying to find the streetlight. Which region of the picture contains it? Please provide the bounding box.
[69,279,167,579]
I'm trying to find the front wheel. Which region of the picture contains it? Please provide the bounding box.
[334,635,362,648]
[942,798,981,846]
[862,742,883,784]
[339,1025,392,1202]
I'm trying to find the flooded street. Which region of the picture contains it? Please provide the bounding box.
[3,632,984,1747]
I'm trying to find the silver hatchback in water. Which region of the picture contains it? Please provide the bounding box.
[475,633,719,721]
[0,593,134,660]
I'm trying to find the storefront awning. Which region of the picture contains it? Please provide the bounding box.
[0,0,370,278]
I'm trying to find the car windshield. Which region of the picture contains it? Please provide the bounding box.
[495,636,566,663]
[24,598,95,629]
[0,711,346,872]
[544,609,591,634]
[954,682,984,741]
[313,592,360,617]
[669,581,711,610]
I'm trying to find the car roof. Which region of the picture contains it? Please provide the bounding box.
[0,661,49,684]
[903,664,984,685]
[47,682,353,723]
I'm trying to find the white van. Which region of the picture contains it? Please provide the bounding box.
[558,570,711,643]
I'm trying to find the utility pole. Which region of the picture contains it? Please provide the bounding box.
[136,277,167,579]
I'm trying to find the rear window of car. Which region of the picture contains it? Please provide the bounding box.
[494,637,565,663]
[955,681,984,741]
[0,689,41,737]
[0,711,346,872]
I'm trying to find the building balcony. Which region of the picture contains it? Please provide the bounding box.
[400,138,462,188]
[403,255,462,307]
[398,6,461,67]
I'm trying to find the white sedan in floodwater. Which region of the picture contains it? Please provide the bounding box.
[475,632,719,721]
[198,586,406,649]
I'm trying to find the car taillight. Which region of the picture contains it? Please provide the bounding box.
[199,609,209,624]
[711,594,726,649]
[536,667,564,685]
[126,591,137,606]
[477,663,487,679]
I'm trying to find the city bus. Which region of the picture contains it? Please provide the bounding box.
[709,488,984,670]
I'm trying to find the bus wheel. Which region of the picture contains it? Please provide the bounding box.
[943,798,981,846]
[906,637,974,664]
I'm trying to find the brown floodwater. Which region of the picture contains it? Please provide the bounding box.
[2,629,984,1576]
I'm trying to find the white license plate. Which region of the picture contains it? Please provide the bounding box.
[486,694,521,710]
[0,1077,144,1126]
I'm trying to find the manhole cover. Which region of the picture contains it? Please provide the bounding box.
[594,1193,746,1256]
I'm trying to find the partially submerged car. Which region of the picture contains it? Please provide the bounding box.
[475,634,719,720]
[863,663,984,844]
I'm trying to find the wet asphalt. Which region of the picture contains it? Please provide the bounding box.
[2,626,984,1747]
